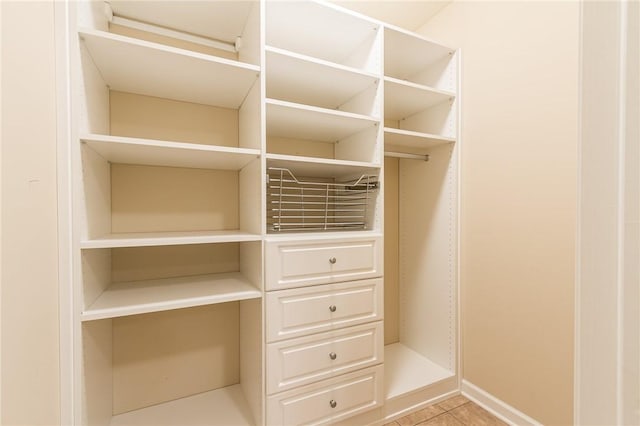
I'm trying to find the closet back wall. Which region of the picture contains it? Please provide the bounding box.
[418,2,579,425]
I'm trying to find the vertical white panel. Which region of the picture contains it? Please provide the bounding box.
[82,320,112,426]
[240,298,263,425]
[398,144,457,371]
[239,158,262,235]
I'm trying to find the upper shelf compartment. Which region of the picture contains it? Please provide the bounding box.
[384,26,456,92]
[79,29,259,109]
[98,0,261,65]
[266,1,381,74]
[266,47,380,116]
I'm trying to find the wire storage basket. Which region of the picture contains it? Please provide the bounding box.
[267,167,379,232]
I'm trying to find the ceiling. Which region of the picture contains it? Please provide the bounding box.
[330,0,451,32]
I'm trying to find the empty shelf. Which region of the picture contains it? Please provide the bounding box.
[82,272,261,321]
[385,26,454,81]
[266,99,378,142]
[110,384,254,426]
[81,134,260,170]
[81,230,262,249]
[385,343,454,400]
[266,46,379,110]
[384,128,455,153]
[79,29,259,108]
[385,77,454,121]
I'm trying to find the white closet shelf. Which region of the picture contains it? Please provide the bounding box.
[266,1,379,69]
[266,99,379,142]
[81,134,260,170]
[79,29,259,108]
[82,272,260,321]
[384,77,455,121]
[384,128,455,153]
[81,230,261,249]
[110,384,254,426]
[108,1,254,45]
[384,26,454,80]
[384,343,454,400]
[266,46,379,110]
[267,153,380,178]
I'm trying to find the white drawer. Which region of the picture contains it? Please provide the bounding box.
[267,322,383,394]
[267,365,383,426]
[265,235,382,290]
[266,278,383,342]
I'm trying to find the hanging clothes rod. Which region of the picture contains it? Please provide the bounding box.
[104,3,240,52]
[384,151,430,161]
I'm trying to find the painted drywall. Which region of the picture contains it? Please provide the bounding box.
[417,2,578,425]
[1,1,61,425]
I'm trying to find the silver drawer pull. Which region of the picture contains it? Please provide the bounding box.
[329,352,337,360]
[330,400,337,408]
[329,257,337,264]
[329,305,337,313]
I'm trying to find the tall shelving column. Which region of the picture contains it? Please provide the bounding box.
[70,1,264,425]
[382,24,460,414]
[263,1,385,425]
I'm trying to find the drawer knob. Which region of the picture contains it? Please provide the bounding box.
[329,352,337,360]
[330,400,337,409]
[329,257,337,264]
[329,305,337,313]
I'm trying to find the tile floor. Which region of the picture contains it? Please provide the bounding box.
[384,395,508,426]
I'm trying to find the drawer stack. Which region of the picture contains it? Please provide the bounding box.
[265,234,384,425]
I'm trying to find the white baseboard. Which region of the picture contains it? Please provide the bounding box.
[461,380,542,426]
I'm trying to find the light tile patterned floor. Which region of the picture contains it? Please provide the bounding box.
[384,395,508,426]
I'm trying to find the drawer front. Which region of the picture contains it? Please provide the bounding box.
[265,236,382,290]
[267,365,383,426]
[266,278,383,342]
[267,322,383,394]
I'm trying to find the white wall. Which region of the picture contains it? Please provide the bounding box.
[417,2,579,425]
[1,1,61,425]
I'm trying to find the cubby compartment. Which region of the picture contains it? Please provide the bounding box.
[82,301,262,426]
[80,241,262,320]
[266,1,381,74]
[78,0,260,65]
[383,144,458,401]
[266,99,381,164]
[384,26,455,92]
[77,40,262,245]
[79,142,262,245]
[265,46,381,116]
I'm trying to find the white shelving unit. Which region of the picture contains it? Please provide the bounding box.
[67,1,459,425]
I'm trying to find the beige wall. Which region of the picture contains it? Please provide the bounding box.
[1,1,61,425]
[418,2,578,425]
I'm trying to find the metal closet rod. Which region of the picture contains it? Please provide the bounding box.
[104,2,241,52]
[384,151,430,161]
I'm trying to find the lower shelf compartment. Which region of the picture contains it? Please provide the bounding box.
[110,385,254,426]
[384,343,454,400]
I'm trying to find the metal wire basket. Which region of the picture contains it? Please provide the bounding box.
[267,167,379,232]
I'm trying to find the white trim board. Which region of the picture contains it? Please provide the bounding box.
[461,381,542,426]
